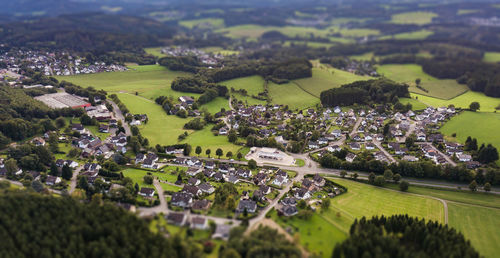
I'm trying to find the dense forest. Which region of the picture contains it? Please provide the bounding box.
[320,79,409,107]
[0,192,200,257]
[333,215,479,258]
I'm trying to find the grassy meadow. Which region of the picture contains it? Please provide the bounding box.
[483,52,500,63]
[390,11,438,25]
[377,64,469,99]
[268,82,319,110]
[221,75,267,106]
[411,91,500,112]
[179,18,224,29]
[440,111,500,152]
[399,97,428,110]
[381,29,434,40]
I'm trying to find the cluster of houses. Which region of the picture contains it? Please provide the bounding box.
[0,49,126,77]
[160,46,223,65]
[71,124,127,159]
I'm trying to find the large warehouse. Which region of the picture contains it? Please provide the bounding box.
[35,92,90,109]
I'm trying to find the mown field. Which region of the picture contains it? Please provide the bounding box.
[483,52,500,63]
[411,91,500,112]
[390,11,438,25]
[377,64,468,99]
[294,66,369,98]
[440,111,500,152]
[399,97,428,110]
[271,178,445,257]
[56,65,192,101]
[268,82,319,110]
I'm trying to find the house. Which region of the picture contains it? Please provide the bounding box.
[71,124,85,133]
[171,192,193,208]
[308,141,319,149]
[32,137,46,146]
[253,172,268,185]
[188,177,201,186]
[142,158,156,169]
[227,175,240,184]
[260,185,271,195]
[281,197,297,206]
[366,142,375,150]
[236,168,252,178]
[182,185,202,197]
[346,153,357,163]
[403,155,419,162]
[98,124,109,133]
[192,199,211,210]
[457,154,472,162]
[218,127,229,135]
[45,175,61,186]
[331,129,342,138]
[213,224,231,240]
[327,145,341,153]
[237,199,257,213]
[135,153,146,164]
[199,183,215,194]
[205,161,215,170]
[294,188,311,200]
[349,142,361,151]
[139,187,155,198]
[273,175,288,187]
[280,205,298,217]
[318,138,328,145]
[204,169,216,178]
[191,217,208,230]
[186,167,202,176]
[166,212,187,226]
[313,174,325,187]
[179,96,194,105]
[213,172,224,182]
[219,164,230,173]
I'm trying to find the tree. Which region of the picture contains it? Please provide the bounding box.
[61,164,72,180]
[237,152,243,160]
[205,149,211,158]
[477,144,499,164]
[248,159,257,169]
[469,102,480,112]
[469,180,477,192]
[484,182,491,192]
[31,179,44,192]
[393,173,401,183]
[5,159,18,177]
[216,148,223,159]
[78,176,89,190]
[340,171,347,178]
[226,151,233,159]
[195,146,202,156]
[383,169,393,181]
[228,130,238,143]
[50,162,59,176]
[351,172,359,179]
[415,78,421,85]
[321,198,331,211]
[399,180,409,191]
[183,144,192,156]
[374,176,385,186]
[368,172,376,184]
[55,117,66,129]
[143,175,154,185]
[48,133,59,153]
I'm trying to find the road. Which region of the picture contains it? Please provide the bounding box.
[417,142,457,167]
[107,99,131,136]
[68,165,84,194]
[372,140,398,164]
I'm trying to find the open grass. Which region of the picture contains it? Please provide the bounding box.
[55,65,192,101]
[457,9,479,15]
[180,126,244,158]
[179,18,224,29]
[390,11,438,25]
[377,64,469,99]
[411,91,500,112]
[399,97,428,110]
[144,47,167,58]
[448,203,500,258]
[440,111,500,152]
[483,52,500,63]
[283,41,334,49]
[294,66,369,98]
[380,29,434,40]
[221,75,267,106]
[200,47,239,56]
[338,28,380,37]
[268,82,319,110]
[200,97,230,114]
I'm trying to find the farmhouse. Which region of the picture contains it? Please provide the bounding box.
[179,96,194,105]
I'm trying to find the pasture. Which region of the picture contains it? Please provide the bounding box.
[381,29,433,40]
[268,82,319,110]
[483,52,500,63]
[399,97,428,110]
[390,11,438,25]
[411,91,500,112]
[179,18,224,29]
[440,111,500,152]
[448,203,500,258]
[200,47,239,56]
[221,75,267,106]
[294,67,369,97]
[377,64,469,99]
[56,65,192,101]
[144,47,167,58]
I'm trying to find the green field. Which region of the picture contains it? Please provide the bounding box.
[381,29,434,40]
[283,41,334,49]
[200,97,230,114]
[200,47,239,56]
[483,52,500,63]
[268,82,319,110]
[390,11,438,25]
[399,97,428,110]
[448,203,500,258]
[179,18,224,29]
[272,178,445,257]
[294,66,370,98]
[221,75,267,106]
[144,47,167,58]
[349,52,374,61]
[122,168,179,187]
[440,111,500,152]
[411,91,500,112]
[377,64,469,99]
[457,9,479,15]
[56,65,192,101]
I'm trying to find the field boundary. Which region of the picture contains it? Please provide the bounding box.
[291,81,321,99]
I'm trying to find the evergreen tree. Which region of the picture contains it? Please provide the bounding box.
[61,164,72,180]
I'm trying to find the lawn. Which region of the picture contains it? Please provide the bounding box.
[377,64,469,99]
[483,52,500,63]
[55,65,192,101]
[268,82,319,110]
[440,111,500,152]
[294,67,369,98]
[448,203,500,258]
[399,97,428,110]
[411,91,500,112]
[390,11,438,25]
[179,18,224,29]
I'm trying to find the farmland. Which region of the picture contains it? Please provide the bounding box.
[399,97,428,110]
[268,82,319,110]
[411,91,500,112]
[390,11,438,25]
[56,65,192,101]
[440,111,500,152]
[178,18,224,29]
[294,67,369,98]
[381,29,434,40]
[483,52,500,63]
[222,75,267,106]
[377,64,469,99]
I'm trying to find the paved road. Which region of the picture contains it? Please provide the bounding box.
[107,99,131,136]
[417,142,457,167]
[68,165,84,194]
[372,140,398,163]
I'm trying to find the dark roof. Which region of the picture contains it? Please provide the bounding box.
[166,212,185,225]
[237,199,257,212]
[140,187,155,196]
